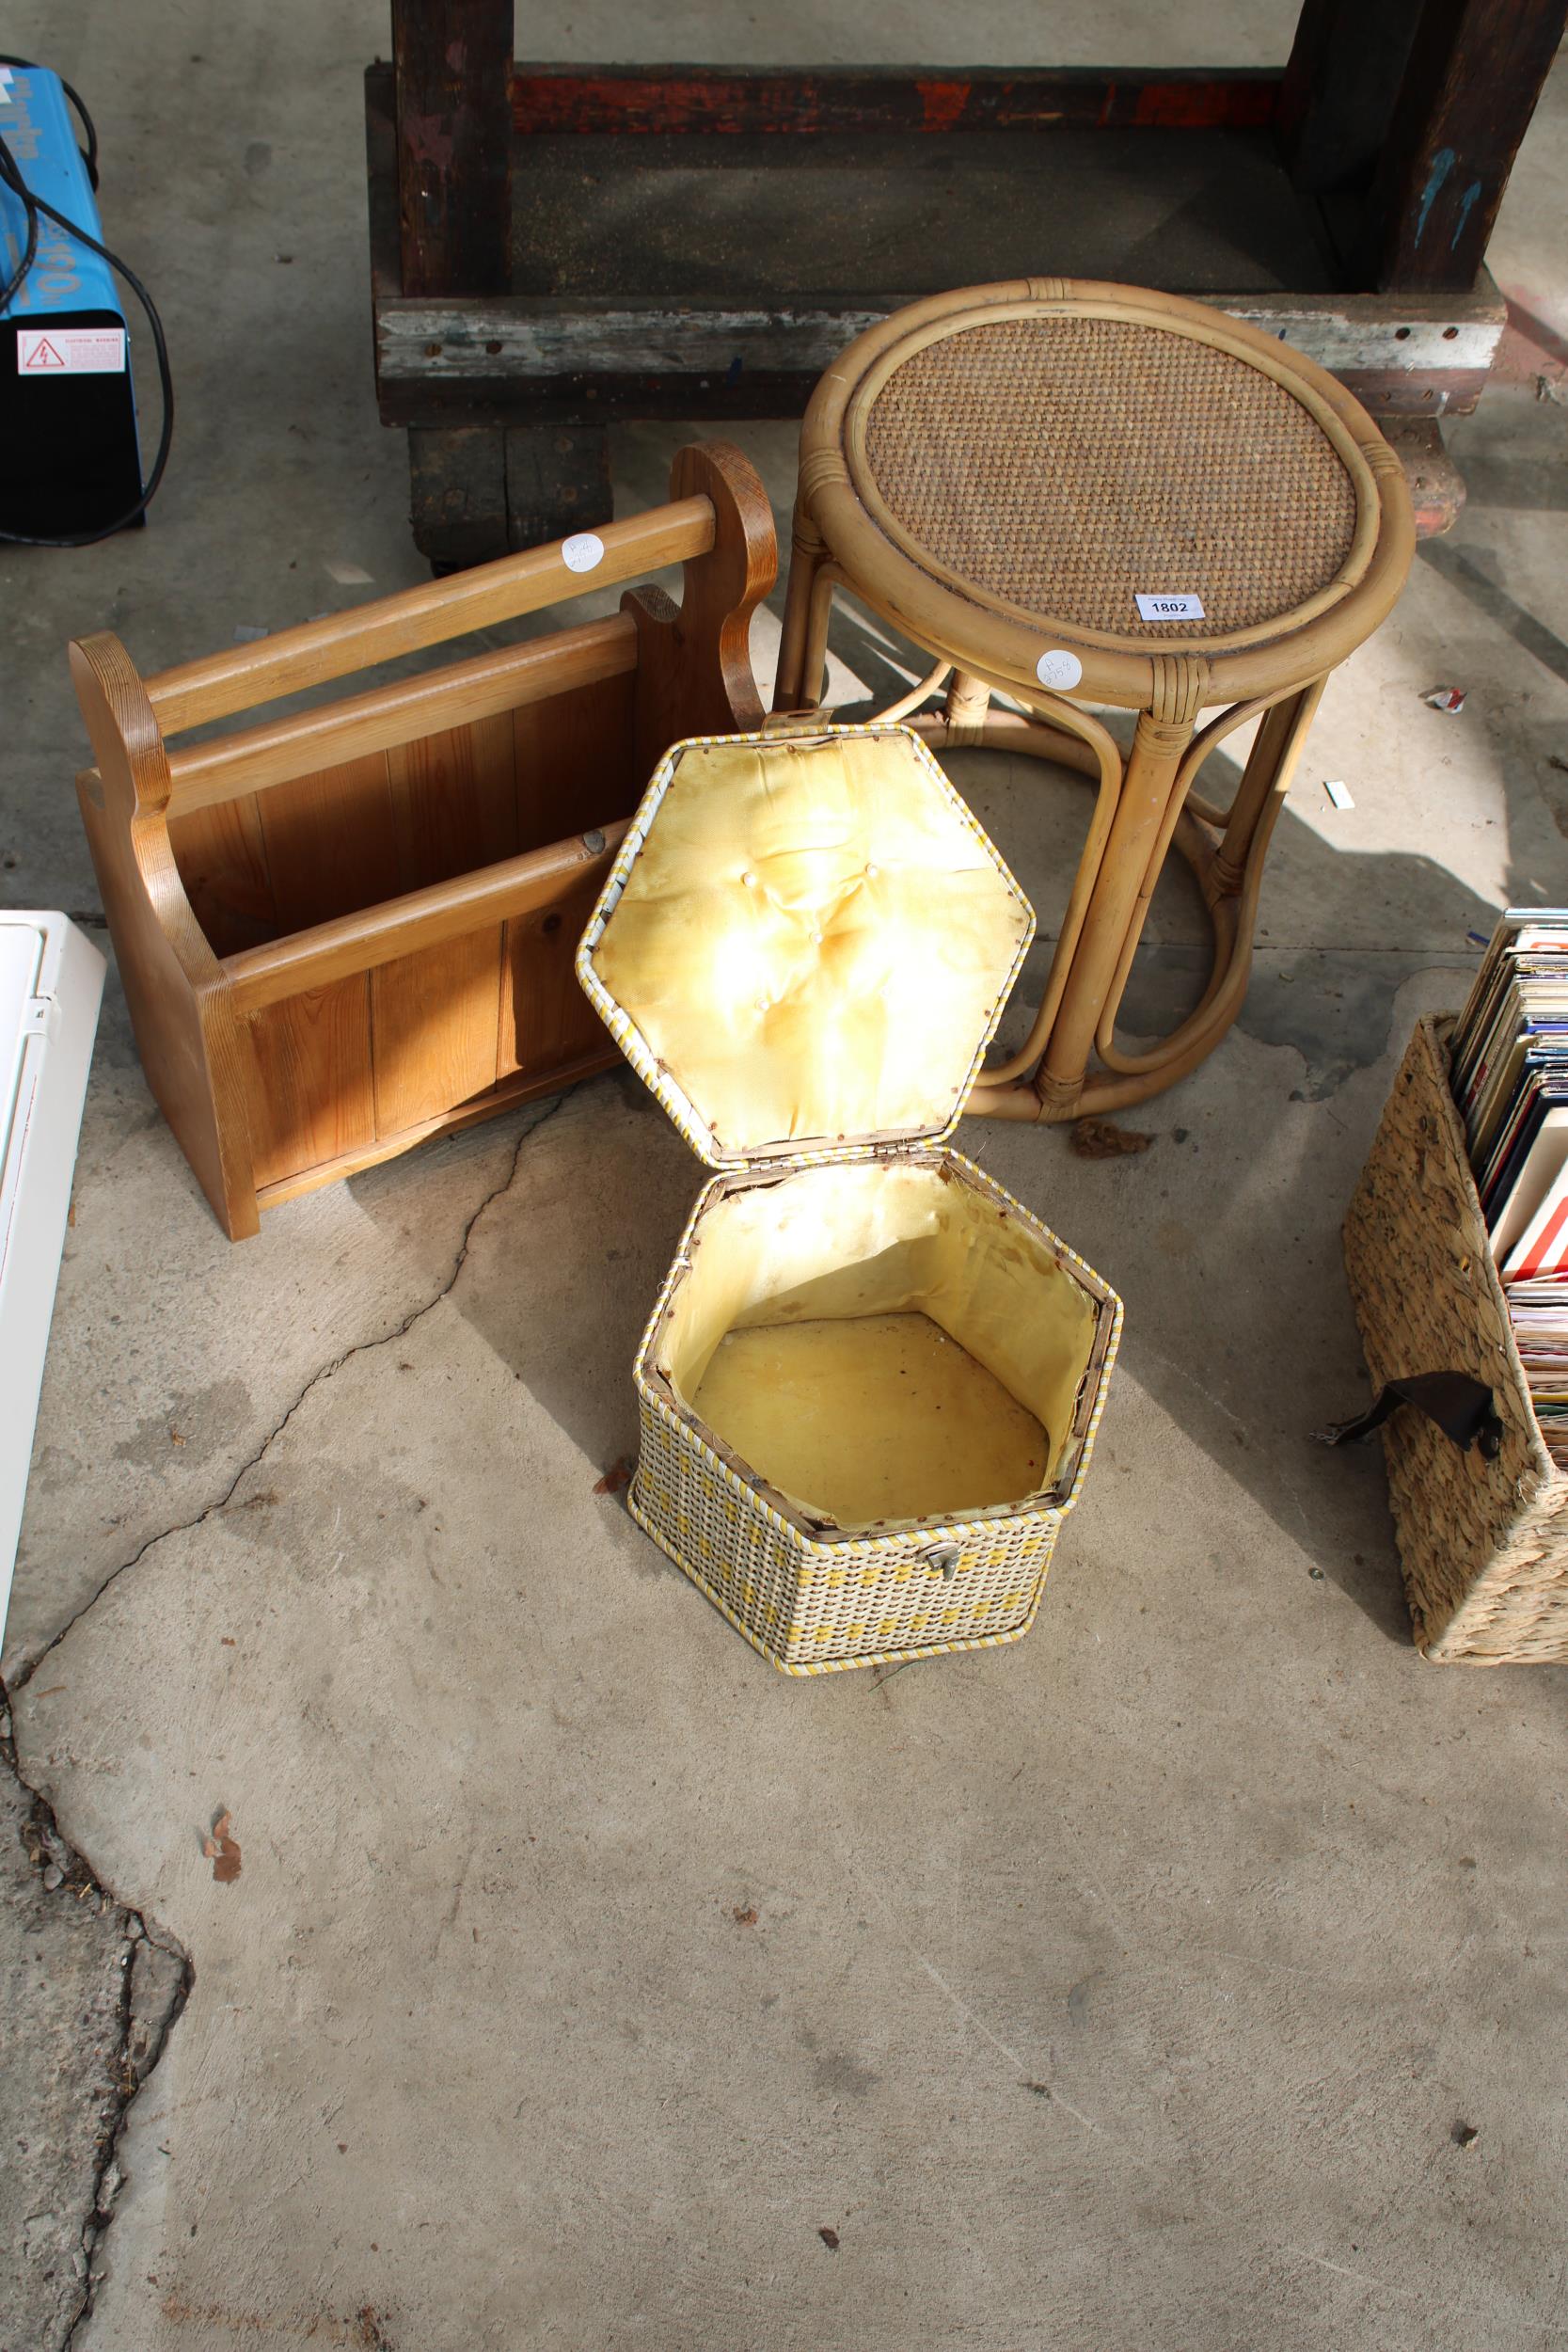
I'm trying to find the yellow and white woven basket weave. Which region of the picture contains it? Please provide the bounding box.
[577,723,1122,1675]
[629,1150,1122,1675]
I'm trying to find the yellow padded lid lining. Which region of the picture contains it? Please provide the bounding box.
[588,733,1033,1159]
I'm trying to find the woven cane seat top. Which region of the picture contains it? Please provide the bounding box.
[803,283,1408,698]
[860,315,1358,640]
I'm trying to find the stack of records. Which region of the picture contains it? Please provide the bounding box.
[1450,910,1568,1465]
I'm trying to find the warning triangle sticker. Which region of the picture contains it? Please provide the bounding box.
[24,338,65,369]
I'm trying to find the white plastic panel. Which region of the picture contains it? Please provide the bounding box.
[0,914,105,1644]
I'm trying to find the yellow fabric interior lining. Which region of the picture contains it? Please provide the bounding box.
[591,734,1033,1157]
[657,1158,1100,1529]
[692,1313,1051,1529]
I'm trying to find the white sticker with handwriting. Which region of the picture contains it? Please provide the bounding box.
[1035,649,1083,691]
[562,532,605,573]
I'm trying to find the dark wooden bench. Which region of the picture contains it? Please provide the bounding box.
[365,0,1564,566]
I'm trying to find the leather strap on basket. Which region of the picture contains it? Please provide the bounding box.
[1310,1373,1503,1461]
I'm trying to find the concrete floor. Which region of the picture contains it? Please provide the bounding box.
[3,6,1568,2349]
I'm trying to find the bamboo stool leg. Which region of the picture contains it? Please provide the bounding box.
[1031,698,1201,1116]
[1209,680,1324,903]
[772,513,1336,1127]
[772,501,828,712]
[974,675,1327,1119]
[931,703,1127,1116]
[1072,678,1328,1113]
[795,564,839,714]
[943,668,991,744]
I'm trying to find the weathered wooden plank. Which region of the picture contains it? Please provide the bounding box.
[1333,364,1490,417]
[392,0,512,299]
[1224,289,1502,365]
[377,282,1505,410]
[503,423,612,551]
[372,372,882,429]
[379,301,900,382]
[503,126,1333,304]
[1278,0,1428,196]
[407,424,507,566]
[1357,0,1568,291]
[508,65,1282,137]
[366,63,402,301]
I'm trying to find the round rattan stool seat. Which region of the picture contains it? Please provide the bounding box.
[799,279,1409,708]
[858,313,1361,643]
[777,278,1415,1122]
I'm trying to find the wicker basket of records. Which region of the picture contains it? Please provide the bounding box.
[1342,1015,1568,1664]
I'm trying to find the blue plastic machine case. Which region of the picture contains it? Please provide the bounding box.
[0,65,144,536]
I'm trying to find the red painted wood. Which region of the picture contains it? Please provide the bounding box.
[508,66,1282,138]
[1131,80,1278,128]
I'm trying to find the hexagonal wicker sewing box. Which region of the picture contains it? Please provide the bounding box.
[577,723,1122,1675]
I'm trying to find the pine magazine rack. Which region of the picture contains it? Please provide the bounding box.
[70,442,774,1239]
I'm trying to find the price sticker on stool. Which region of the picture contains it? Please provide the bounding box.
[1035,649,1083,691]
[1135,592,1205,622]
[562,532,606,573]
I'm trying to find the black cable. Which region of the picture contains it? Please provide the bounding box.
[0,135,36,315]
[60,72,99,188]
[0,59,172,546]
[0,56,101,188]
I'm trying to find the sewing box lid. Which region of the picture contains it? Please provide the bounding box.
[577,724,1035,1170]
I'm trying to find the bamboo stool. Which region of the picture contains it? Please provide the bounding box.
[774,279,1414,1120]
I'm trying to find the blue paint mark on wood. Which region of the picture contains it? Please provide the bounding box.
[1451,180,1482,250]
[1415,147,1455,246]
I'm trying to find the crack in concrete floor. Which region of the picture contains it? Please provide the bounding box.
[8,1094,573,1709]
[13,1009,1566,2351]
[3,1091,573,2351]
[0,1737,189,2352]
